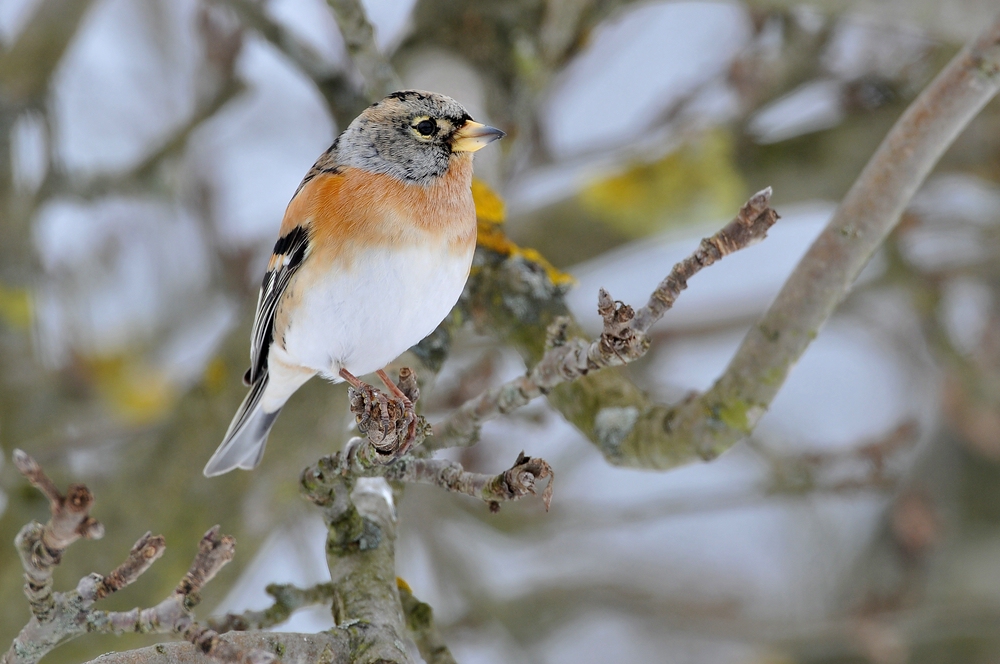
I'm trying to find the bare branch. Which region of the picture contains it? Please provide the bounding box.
[387,450,554,512]
[11,449,104,622]
[326,0,401,100]
[632,187,779,333]
[208,582,336,632]
[429,189,779,451]
[4,455,270,664]
[85,633,345,664]
[87,533,166,602]
[308,440,554,511]
[0,0,96,106]
[96,527,270,664]
[398,580,457,664]
[176,526,236,596]
[655,11,1000,462]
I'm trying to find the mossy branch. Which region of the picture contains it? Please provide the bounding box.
[659,10,1000,462]
[398,580,457,664]
[300,463,411,662]
[209,582,337,632]
[427,188,779,454]
[425,10,1000,469]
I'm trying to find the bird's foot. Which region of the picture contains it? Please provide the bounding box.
[342,367,421,461]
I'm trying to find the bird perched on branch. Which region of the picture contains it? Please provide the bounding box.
[204,90,504,476]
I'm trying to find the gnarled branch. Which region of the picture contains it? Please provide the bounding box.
[429,188,779,452]
[4,453,273,664]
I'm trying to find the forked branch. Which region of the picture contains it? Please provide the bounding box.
[661,10,1000,462]
[4,452,273,664]
[429,188,779,451]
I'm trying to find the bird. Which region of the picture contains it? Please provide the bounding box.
[203,90,504,477]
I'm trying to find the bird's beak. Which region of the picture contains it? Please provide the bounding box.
[451,121,505,152]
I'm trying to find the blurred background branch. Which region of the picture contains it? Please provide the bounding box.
[673,13,1000,460]
[326,0,401,100]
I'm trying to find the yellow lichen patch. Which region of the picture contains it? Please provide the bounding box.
[396,577,412,593]
[84,353,176,424]
[472,178,575,288]
[471,178,505,223]
[518,247,575,287]
[0,284,32,329]
[581,128,745,238]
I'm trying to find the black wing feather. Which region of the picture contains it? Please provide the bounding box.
[246,226,310,385]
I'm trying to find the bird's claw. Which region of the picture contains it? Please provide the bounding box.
[348,368,421,461]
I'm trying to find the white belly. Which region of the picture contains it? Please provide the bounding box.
[278,241,473,379]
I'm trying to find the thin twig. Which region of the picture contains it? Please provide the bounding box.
[208,582,336,632]
[4,454,272,664]
[307,439,555,512]
[387,451,554,512]
[429,188,779,451]
[11,449,104,622]
[86,533,166,602]
[632,188,779,333]
[91,527,271,664]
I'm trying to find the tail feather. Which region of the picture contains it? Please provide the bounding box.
[204,372,281,477]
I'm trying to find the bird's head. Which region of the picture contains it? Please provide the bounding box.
[337,90,504,184]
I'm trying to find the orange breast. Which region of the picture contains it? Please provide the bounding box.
[276,153,476,270]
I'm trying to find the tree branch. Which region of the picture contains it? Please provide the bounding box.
[307,436,554,512]
[398,580,457,664]
[86,532,166,602]
[656,10,1000,462]
[10,449,104,622]
[385,451,554,513]
[437,13,1000,471]
[326,0,402,100]
[4,453,273,664]
[428,188,779,452]
[0,0,96,107]
[300,465,411,662]
[208,582,336,632]
[85,633,346,664]
[36,3,245,202]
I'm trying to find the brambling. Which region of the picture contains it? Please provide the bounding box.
[203,90,504,476]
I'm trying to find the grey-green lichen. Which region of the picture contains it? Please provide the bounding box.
[594,406,640,453]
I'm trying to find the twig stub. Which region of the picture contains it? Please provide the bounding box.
[176,526,236,597]
[93,532,166,600]
[497,451,555,511]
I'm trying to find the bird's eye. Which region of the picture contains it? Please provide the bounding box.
[415,119,437,136]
